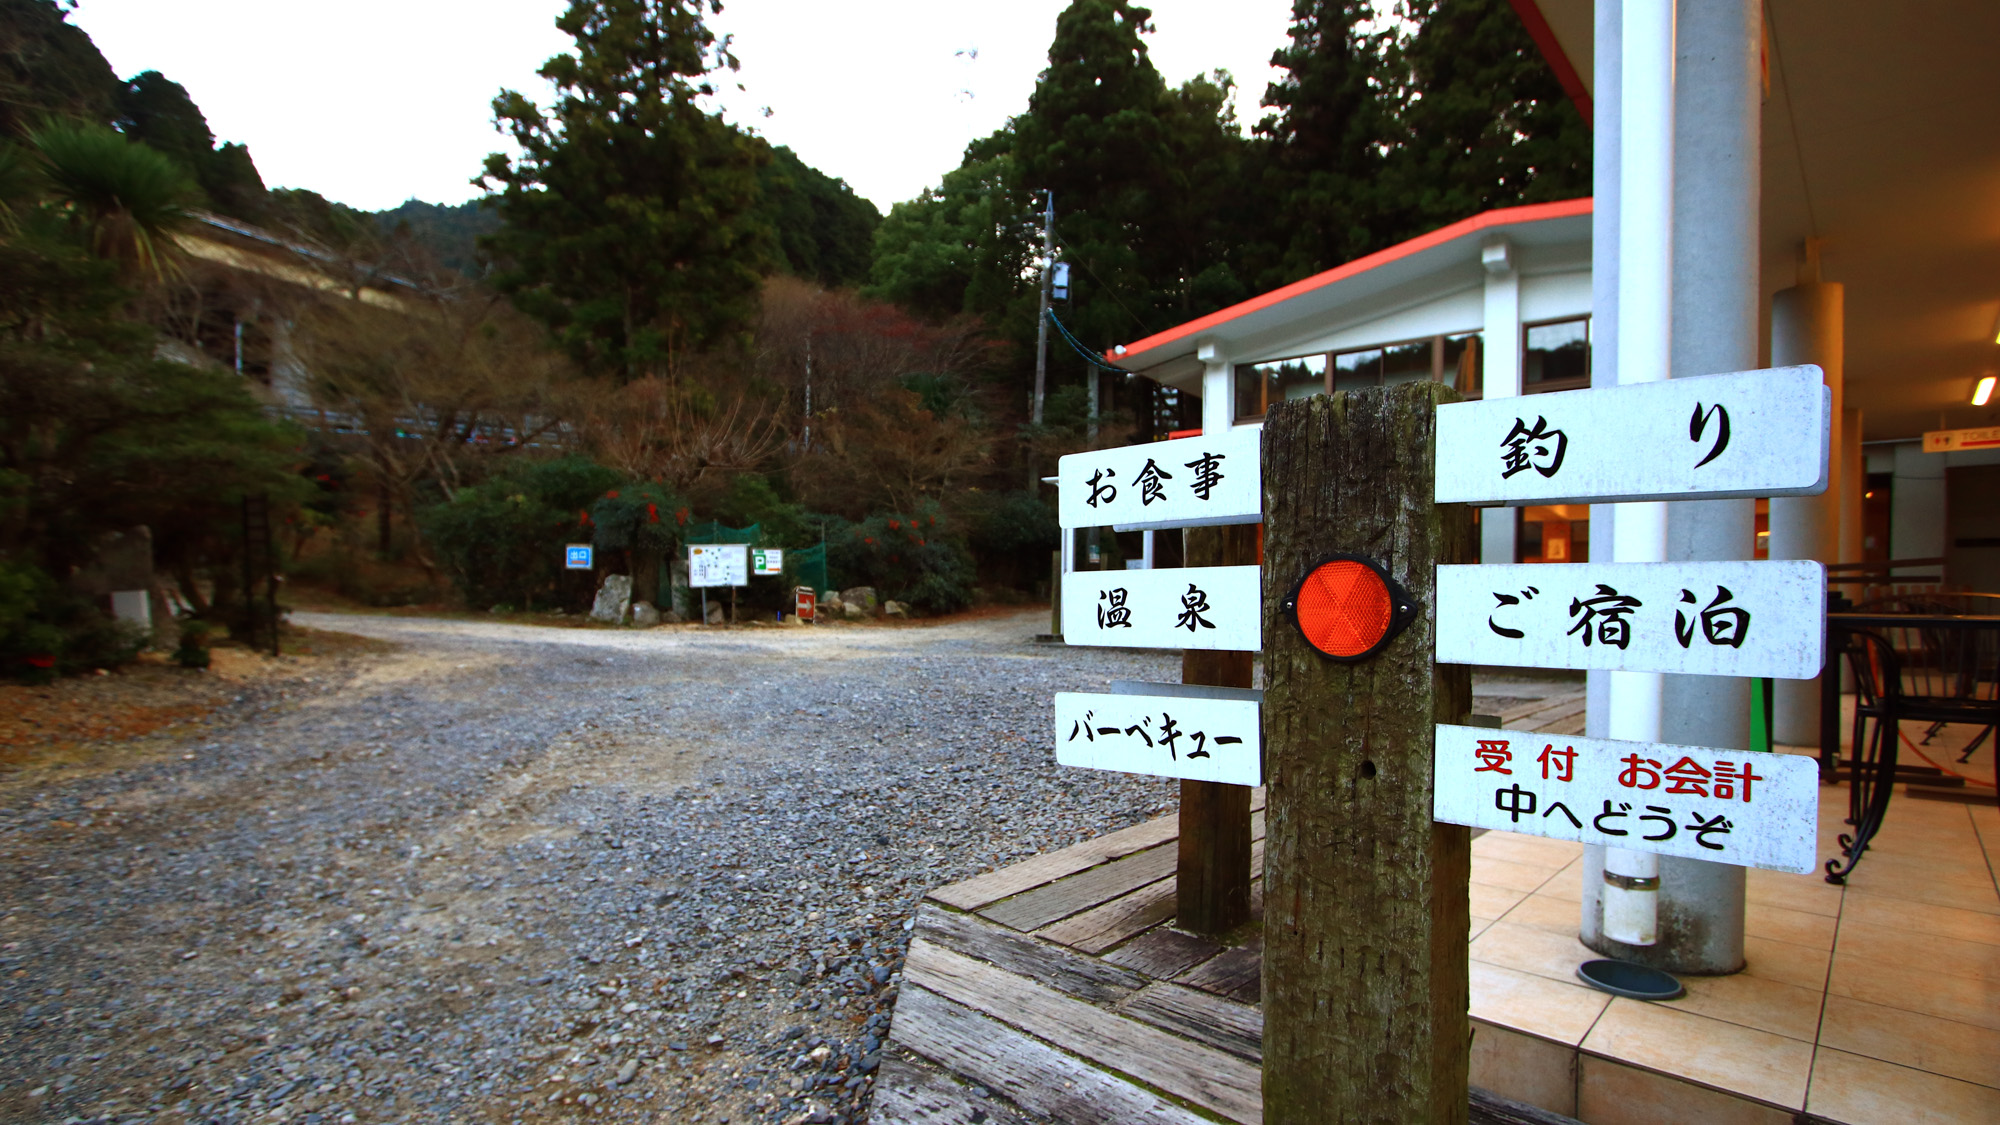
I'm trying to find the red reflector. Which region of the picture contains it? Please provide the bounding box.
[1284,555,1417,662]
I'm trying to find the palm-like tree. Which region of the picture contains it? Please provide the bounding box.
[25,121,195,278]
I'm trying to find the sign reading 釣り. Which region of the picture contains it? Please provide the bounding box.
[1435,560,1825,679]
[688,544,748,588]
[1058,428,1261,532]
[1434,365,1830,507]
[1432,724,1819,873]
[1056,691,1261,786]
[1922,425,2000,454]
[1062,565,1261,652]
[564,544,594,570]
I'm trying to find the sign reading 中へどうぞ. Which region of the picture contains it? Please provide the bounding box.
[1434,365,1830,507]
[1055,690,1261,785]
[1434,560,1826,679]
[1058,428,1261,532]
[1061,565,1261,652]
[1432,725,1819,873]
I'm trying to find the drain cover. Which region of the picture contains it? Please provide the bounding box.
[1576,958,1684,1000]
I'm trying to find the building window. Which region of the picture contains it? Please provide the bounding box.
[1524,317,1590,392]
[1234,353,1328,422]
[1519,504,1590,563]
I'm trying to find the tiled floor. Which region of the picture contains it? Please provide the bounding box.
[1466,737,2000,1123]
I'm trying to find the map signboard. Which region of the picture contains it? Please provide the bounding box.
[1432,724,1819,873]
[688,544,748,588]
[1435,560,1825,679]
[1434,365,1829,506]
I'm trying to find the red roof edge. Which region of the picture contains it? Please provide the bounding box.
[1507,0,1594,125]
[1107,196,1594,364]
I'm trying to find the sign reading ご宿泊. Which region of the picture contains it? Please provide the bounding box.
[1434,365,1830,507]
[1058,428,1260,532]
[1055,691,1261,785]
[1435,560,1825,679]
[1062,566,1261,652]
[1432,724,1819,873]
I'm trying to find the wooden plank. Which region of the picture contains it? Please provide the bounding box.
[979,841,1178,932]
[1469,1086,1587,1125]
[903,940,1264,1125]
[886,984,1216,1125]
[870,1050,1039,1125]
[1101,927,1223,979]
[1175,934,1262,1004]
[1262,384,1472,1124]
[912,903,1146,1004]
[1034,876,1177,953]
[1114,981,1264,1063]
[929,813,1181,911]
[1179,524,1259,934]
[1515,697,1587,731]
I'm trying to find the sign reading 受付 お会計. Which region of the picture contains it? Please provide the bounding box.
[1435,560,1825,679]
[1056,691,1261,785]
[564,544,593,570]
[688,544,748,588]
[1432,724,1818,873]
[1434,365,1829,506]
[1062,565,1261,652]
[1058,428,1260,532]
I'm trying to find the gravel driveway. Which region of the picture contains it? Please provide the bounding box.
[0,609,1183,1125]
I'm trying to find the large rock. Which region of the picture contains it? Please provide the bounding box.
[883,600,909,618]
[590,574,633,624]
[840,586,878,613]
[629,601,661,627]
[706,602,726,625]
[842,599,868,620]
[821,591,844,615]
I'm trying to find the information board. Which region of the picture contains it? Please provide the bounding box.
[1432,724,1819,873]
[752,548,784,576]
[1434,365,1830,506]
[1061,565,1261,652]
[1435,560,1825,679]
[1055,691,1262,785]
[688,544,748,588]
[1058,428,1261,532]
[564,544,593,570]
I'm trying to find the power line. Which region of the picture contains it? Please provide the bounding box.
[1045,309,1131,373]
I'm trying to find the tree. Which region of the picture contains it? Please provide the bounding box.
[481,0,771,382]
[757,143,880,288]
[28,120,194,278]
[1255,0,1393,285]
[115,70,268,221]
[1377,0,1590,243]
[864,143,1033,325]
[0,0,120,138]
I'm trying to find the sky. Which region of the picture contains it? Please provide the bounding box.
[67,0,1298,214]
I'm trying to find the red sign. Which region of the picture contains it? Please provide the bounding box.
[795,586,816,623]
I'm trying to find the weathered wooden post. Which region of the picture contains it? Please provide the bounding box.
[1261,383,1471,1124]
[1177,524,1258,934]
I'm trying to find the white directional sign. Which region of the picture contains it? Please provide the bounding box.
[1062,566,1261,651]
[1922,425,2000,454]
[688,544,748,588]
[1056,691,1261,785]
[1435,365,1830,506]
[1059,428,1260,532]
[752,548,784,576]
[1436,560,1825,679]
[1432,724,1818,873]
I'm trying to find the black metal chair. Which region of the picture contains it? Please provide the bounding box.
[1827,629,1897,884]
[1847,596,2000,763]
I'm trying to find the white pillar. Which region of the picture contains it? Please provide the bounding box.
[1892,442,1947,562]
[1840,406,1865,597]
[1481,239,1522,566]
[1585,0,1623,747]
[1198,340,1233,435]
[1769,273,1844,745]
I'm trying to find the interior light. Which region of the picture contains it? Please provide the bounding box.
[1975,375,1997,407]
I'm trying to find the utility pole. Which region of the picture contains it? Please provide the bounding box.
[1031,191,1054,426]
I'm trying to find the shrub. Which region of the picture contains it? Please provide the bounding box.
[421,457,621,610]
[826,501,975,615]
[0,559,146,681]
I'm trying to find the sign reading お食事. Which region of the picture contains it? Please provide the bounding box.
[1435,560,1825,679]
[1432,724,1818,873]
[1058,428,1260,532]
[1434,365,1830,507]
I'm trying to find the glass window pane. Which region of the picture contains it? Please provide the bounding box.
[1332,347,1380,393]
[1444,333,1482,398]
[1382,339,1434,386]
[1524,318,1590,387]
[1235,354,1327,419]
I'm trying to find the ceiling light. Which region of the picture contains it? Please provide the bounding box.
[1976,375,1997,407]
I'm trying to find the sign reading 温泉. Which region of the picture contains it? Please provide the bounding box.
[1056,691,1261,785]
[688,544,748,588]
[1435,560,1825,679]
[1062,566,1261,652]
[1432,724,1818,873]
[1434,365,1830,506]
[1058,428,1261,532]
[1922,425,2000,454]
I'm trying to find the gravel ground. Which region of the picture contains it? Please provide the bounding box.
[0,608,1186,1125]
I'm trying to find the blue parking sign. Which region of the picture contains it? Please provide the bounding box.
[565,544,594,570]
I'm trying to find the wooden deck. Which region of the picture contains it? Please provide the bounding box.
[871,687,1588,1125]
